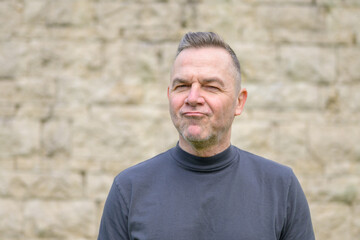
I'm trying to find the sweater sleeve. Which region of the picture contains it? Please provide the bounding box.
[98,179,130,240]
[280,171,315,240]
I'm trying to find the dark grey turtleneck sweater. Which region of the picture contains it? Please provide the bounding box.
[98,144,315,240]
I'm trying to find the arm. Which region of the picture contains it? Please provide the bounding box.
[280,171,315,240]
[98,180,130,240]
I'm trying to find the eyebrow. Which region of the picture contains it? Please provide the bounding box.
[200,78,225,87]
[171,77,225,88]
[171,78,189,88]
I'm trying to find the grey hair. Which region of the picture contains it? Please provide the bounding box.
[176,32,241,90]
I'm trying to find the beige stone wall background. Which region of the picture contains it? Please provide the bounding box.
[0,0,359,239]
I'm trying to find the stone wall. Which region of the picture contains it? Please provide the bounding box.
[0,0,359,239]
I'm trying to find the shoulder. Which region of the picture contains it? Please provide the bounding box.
[113,148,173,186]
[234,146,295,183]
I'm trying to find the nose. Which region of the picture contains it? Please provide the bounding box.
[185,84,205,106]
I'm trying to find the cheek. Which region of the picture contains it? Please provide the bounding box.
[169,96,184,111]
[208,99,235,119]
[207,98,225,112]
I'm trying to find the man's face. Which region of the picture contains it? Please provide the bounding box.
[168,47,247,150]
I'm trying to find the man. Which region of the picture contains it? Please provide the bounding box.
[98,32,315,240]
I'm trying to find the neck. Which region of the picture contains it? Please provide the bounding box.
[178,136,231,157]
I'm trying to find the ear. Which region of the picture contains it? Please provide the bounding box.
[167,86,170,99]
[235,88,247,116]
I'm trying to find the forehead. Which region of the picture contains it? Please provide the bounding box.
[172,47,234,78]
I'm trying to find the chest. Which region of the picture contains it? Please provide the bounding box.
[127,172,285,240]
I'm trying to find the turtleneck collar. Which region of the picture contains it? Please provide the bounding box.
[169,143,238,172]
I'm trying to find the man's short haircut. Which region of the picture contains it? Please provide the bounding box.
[176,32,242,90]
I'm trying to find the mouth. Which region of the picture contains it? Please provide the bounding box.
[182,112,206,117]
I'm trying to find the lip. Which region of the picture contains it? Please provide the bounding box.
[182,112,206,117]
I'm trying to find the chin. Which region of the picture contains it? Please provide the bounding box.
[183,129,207,141]
[185,135,206,143]
[183,132,215,145]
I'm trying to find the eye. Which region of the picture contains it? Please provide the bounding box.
[174,84,190,91]
[204,85,220,91]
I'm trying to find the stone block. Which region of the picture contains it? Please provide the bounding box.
[0,199,23,238]
[0,159,14,171]
[0,41,26,78]
[279,46,336,84]
[16,77,56,102]
[52,102,88,120]
[30,172,83,199]
[299,176,328,202]
[0,81,17,117]
[303,174,360,204]
[339,84,360,112]
[15,24,49,42]
[197,3,253,42]
[92,76,163,107]
[0,171,83,200]
[352,204,360,238]
[92,41,169,104]
[23,0,48,23]
[233,44,280,83]
[16,40,52,76]
[106,41,165,86]
[272,29,354,45]
[238,102,327,123]
[326,7,360,32]
[15,156,43,171]
[0,102,17,118]
[94,1,140,40]
[71,109,132,162]
[0,81,17,100]
[231,118,277,160]
[102,159,142,175]
[16,102,53,120]
[327,176,360,205]
[318,86,341,113]
[245,82,319,110]
[0,1,23,41]
[157,42,178,81]
[95,2,183,41]
[45,0,94,27]
[317,0,360,6]
[45,0,75,26]
[255,0,312,2]
[311,202,352,240]
[101,41,123,80]
[120,42,161,84]
[121,5,184,42]
[135,3,181,28]
[0,171,30,199]
[319,84,360,113]
[42,120,71,157]
[69,159,103,173]
[256,5,325,31]
[56,76,91,109]
[338,48,360,83]
[251,5,339,44]
[308,124,360,176]
[24,200,96,238]
[47,26,98,41]
[23,40,104,78]
[258,5,358,44]
[86,174,114,200]
[96,198,106,229]
[0,120,40,159]
[273,123,309,164]
[72,105,177,163]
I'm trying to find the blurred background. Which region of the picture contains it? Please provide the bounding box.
[0,0,359,239]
